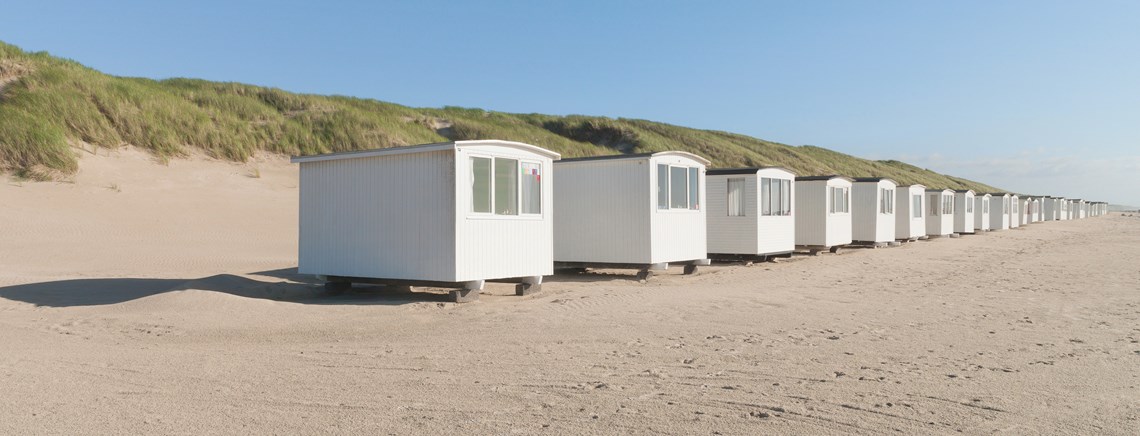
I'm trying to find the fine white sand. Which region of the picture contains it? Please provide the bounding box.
[2,148,1138,435]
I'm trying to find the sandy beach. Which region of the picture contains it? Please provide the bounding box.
[2,149,1138,435]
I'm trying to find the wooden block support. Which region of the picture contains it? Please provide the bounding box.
[449,289,480,303]
[683,264,698,275]
[515,282,542,296]
[635,269,654,282]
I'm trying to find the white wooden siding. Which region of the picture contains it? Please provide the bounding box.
[554,158,652,263]
[297,150,458,281]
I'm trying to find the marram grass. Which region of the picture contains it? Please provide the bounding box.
[0,40,999,192]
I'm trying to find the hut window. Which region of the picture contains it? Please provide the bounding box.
[880,188,894,214]
[829,187,849,214]
[471,157,492,213]
[657,165,669,210]
[929,194,939,215]
[728,178,746,216]
[761,177,789,216]
[494,158,519,215]
[967,198,974,213]
[913,195,922,218]
[521,162,542,214]
[780,180,791,215]
[983,199,989,213]
[688,167,700,210]
[670,166,689,209]
[942,195,954,215]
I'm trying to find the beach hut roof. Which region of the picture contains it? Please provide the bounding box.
[557,151,710,165]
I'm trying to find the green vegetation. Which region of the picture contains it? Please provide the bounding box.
[0,40,999,191]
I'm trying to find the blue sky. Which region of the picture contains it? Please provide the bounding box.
[3,1,1138,204]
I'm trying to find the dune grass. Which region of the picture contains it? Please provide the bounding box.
[0,40,1000,191]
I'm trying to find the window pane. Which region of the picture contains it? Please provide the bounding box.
[494,158,518,215]
[967,198,973,212]
[728,178,745,216]
[761,178,772,216]
[472,157,491,213]
[670,166,688,209]
[775,180,783,215]
[520,162,541,214]
[688,167,700,210]
[914,195,922,218]
[829,187,836,214]
[844,188,849,213]
[657,164,669,210]
[781,180,791,215]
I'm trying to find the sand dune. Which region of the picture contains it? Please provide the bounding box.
[2,149,1138,434]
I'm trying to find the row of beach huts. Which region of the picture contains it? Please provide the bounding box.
[291,140,1109,302]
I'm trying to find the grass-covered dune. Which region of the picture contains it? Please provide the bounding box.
[0,41,999,191]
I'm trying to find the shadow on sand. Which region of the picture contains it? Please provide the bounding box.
[0,270,454,308]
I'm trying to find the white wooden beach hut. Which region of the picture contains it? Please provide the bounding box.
[1021,196,1039,224]
[1009,195,1021,229]
[925,189,956,237]
[706,167,796,261]
[895,184,927,241]
[954,190,976,234]
[1030,197,1043,222]
[1075,199,1087,218]
[989,193,1011,230]
[851,178,898,246]
[974,193,991,231]
[1044,197,1060,221]
[795,175,853,254]
[291,140,559,302]
[554,151,710,280]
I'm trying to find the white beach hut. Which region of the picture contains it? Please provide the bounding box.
[1044,197,1059,221]
[974,193,991,231]
[554,151,710,280]
[895,184,927,241]
[989,193,1011,230]
[1030,197,1044,222]
[954,190,976,234]
[1075,199,1087,219]
[291,140,559,302]
[795,175,854,254]
[1009,195,1021,229]
[1021,196,1039,224]
[851,178,898,246]
[925,189,956,237]
[706,167,796,261]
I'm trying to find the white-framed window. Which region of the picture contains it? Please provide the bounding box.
[880,188,894,214]
[967,197,974,213]
[657,164,701,211]
[829,186,849,214]
[929,194,939,215]
[983,199,989,213]
[913,194,922,218]
[727,178,745,217]
[471,156,542,216]
[761,178,792,216]
[942,195,954,215]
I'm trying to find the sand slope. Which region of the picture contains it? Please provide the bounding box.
[2,150,1138,434]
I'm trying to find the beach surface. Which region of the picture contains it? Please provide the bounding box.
[2,149,1138,435]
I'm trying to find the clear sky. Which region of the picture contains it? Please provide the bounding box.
[3,0,1138,205]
